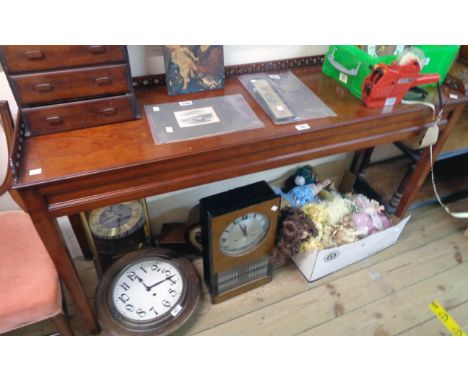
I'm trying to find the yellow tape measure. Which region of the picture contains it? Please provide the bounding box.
[429,300,467,336]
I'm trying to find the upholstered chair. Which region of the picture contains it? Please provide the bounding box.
[0,100,73,335]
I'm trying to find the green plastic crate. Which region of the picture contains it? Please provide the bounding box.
[415,45,460,87]
[322,45,398,100]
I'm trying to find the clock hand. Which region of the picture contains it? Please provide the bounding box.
[239,223,247,237]
[147,274,176,291]
[134,274,151,291]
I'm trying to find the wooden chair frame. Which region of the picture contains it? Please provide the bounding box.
[1,100,73,335]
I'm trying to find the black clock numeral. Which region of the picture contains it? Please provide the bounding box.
[151,264,160,272]
[120,282,130,292]
[127,271,137,281]
[139,266,148,274]
[126,304,135,312]
[164,269,172,276]
[136,308,146,318]
[168,288,178,297]
[119,293,130,304]
[162,299,171,308]
[168,277,177,286]
[150,306,158,316]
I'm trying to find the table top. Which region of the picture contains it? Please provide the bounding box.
[15,66,467,189]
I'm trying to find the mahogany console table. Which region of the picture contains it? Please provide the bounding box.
[10,66,467,333]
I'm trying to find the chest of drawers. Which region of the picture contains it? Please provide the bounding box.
[0,45,139,136]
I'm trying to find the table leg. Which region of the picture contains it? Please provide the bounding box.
[21,189,99,334]
[351,147,375,175]
[395,104,466,217]
[68,214,95,261]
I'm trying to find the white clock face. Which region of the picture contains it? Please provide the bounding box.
[220,212,270,256]
[111,259,184,321]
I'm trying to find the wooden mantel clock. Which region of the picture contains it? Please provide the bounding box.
[200,181,280,303]
[80,199,152,274]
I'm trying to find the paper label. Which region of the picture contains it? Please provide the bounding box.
[295,123,310,131]
[418,123,439,148]
[29,168,42,176]
[271,205,278,212]
[171,304,183,317]
[339,72,348,84]
[165,126,174,133]
[385,97,397,107]
[152,106,160,112]
[269,74,281,80]
[179,100,193,106]
[450,94,459,99]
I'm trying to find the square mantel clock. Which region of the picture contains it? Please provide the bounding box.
[200,181,280,304]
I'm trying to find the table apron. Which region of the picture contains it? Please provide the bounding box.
[35,115,450,217]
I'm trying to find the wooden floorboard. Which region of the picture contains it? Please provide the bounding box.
[5,198,468,336]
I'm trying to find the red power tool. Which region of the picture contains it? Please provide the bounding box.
[362,60,440,108]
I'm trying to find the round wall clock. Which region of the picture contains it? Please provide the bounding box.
[95,248,200,335]
[81,199,152,274]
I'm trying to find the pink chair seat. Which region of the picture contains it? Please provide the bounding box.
[0,210,61,333]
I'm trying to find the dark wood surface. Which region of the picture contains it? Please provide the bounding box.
[15,66,466,211]
[10,65,468,334]
[11,64,129,106]
[0,46,125,73]
[22,94,136,136]
[1,45,137,138]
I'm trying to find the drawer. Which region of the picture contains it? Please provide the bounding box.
[0,46,125,73]
[11,64,129,106]
[22,95,137,136]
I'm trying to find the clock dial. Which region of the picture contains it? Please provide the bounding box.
[111,259,184,321]
[89,201,144,240]
[220,212,270,256]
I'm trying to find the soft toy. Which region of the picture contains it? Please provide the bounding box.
[345,194,391,237]
[282,165,318,192]
[274,179,331,208]
[271,207,318,266]
[322,191,356,225]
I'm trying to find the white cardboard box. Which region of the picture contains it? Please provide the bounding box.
[270,164,412,283]
[292,215,411,282]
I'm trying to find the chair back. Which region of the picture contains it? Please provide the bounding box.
[0,101,24,209]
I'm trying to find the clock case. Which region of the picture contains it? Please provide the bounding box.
[79,199,152,275]
[200,181,280,304]
[95,248,200,336]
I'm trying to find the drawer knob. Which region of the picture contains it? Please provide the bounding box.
[94,76,112,85]
[89,45,106,54]
[24,50,44,60]
[34,83,53,92]
[101,107,117,116]
[46,116,63,125]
